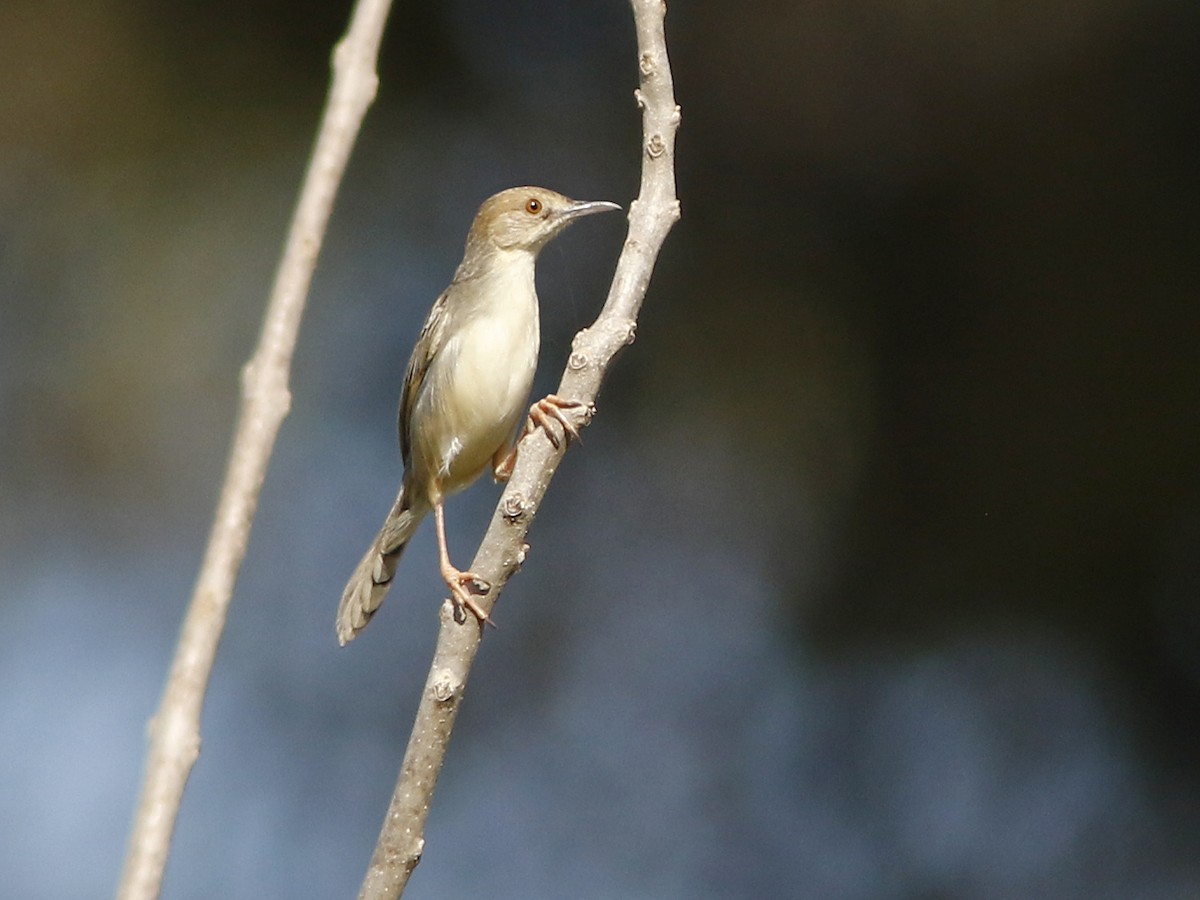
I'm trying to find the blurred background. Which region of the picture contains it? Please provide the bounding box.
[2,0,1199,897]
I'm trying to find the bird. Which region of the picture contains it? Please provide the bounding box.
[336,186,620,645]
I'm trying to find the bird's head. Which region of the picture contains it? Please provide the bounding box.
[469,186,620,254]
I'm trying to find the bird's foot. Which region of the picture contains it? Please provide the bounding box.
[492,395,591,482]
[525,394,592,449]
[443,565,495,627]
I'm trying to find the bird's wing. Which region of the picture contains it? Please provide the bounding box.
[398,288,452,466]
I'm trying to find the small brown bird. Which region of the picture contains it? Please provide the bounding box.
[337,186,620,645]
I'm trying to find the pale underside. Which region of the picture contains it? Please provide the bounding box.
[407,248,540,502]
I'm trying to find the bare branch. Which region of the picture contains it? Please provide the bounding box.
[115,3,394,897]
[355,2,681,897]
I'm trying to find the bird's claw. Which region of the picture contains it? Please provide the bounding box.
[526,394,589,449]
[444,567,496,627]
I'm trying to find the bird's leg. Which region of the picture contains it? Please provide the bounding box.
[433,501,493,626]
[492,442,518,483]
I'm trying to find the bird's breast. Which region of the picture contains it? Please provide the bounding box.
[416,255,541,492]
[449,293,539,422]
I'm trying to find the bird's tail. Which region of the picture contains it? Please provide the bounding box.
[336,488,425,645]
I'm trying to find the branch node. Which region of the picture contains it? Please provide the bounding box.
[501,542,531,574]
[331,39,346,71]
[430,670,463,704]
[501,492,528,523]
[239,359,258,394]
[571,328,596,355]
[646,134,666,159]
[567,351,589,371]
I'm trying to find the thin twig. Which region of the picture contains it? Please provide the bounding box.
[115,3,393,897]
[355,2,680,897]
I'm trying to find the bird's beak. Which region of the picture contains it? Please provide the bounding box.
[558,199,622,222]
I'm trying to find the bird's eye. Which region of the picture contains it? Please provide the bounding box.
[524,197,542,215]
